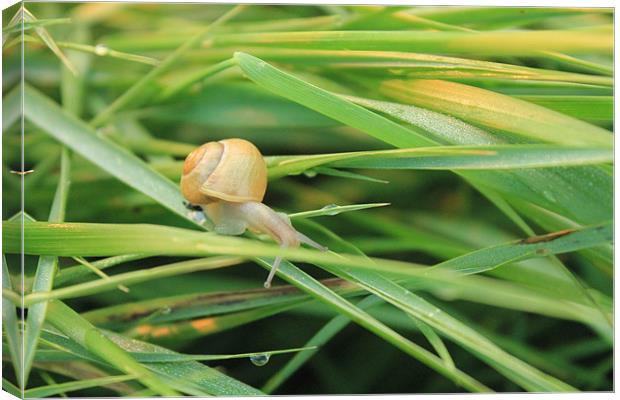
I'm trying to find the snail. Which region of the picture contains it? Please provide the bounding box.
[180,138,326,288]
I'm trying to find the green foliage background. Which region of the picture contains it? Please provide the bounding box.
[2,2,613,396]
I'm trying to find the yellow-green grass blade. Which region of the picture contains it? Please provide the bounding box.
[54,254,148,287]
[267,145,612,179]
[45,300,178,396]
[23,148,70,387]
[24,375,135,398]
[380,79,612,147]
[350,94,612,226]
[25,256,243,304]
[209,30,612,56]
[4,220,611,329]
[175,47,613,86]
[2,255,22,390]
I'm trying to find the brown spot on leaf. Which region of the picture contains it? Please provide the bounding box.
[520,229,576,245]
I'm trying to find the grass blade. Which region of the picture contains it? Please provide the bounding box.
[254,258,491,392]
[431,222,612,276]
[24,375,134,398]
[267,145,612,179]
[21,84,196,226]
[211,30,612,56]
[23,148,70,387]
[234,52,433,148]
[380,79,612,147]
[2,255,22,390]
[45,300,178,396]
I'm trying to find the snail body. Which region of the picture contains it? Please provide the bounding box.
[181,138,325,288]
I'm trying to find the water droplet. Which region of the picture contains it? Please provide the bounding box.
[303,170,317,178]
[161,306,172,314]
[249,354,270,366]
[320,204,339,216]
[94,44,109,56]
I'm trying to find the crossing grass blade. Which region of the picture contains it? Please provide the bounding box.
[267,145,612,179]
[2,255,22,390]
[45,300,179,396]
[430,222,612,276]
[38,329,264,396]
[253,258,491,392]
[23,148,70,387]
[299,223,577,391]
[20,84,197,226]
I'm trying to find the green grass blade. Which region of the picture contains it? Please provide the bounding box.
[25,256,243,304]
[23,148,70,387]
[2,255,22,390]
[288,203,390,219]
[254,258,491,392]
[21,84,197,226]
[3,17,71,34]
[513,95,612,122]
[2,378,22,397]
[304,226,576,391]
[39,329,263,396]
[45,300,179,396]
[234,52,433,148]
[267,145,612,179]
[431,221,612,276]
[24,375,134,398]
[4,220,609,327]
[410,317,455,369]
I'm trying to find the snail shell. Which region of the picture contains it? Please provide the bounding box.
[180,138,268,205]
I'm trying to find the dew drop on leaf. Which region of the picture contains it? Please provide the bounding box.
[320,204,340,216]
[249,354,270,366]
[94,44,109,56]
